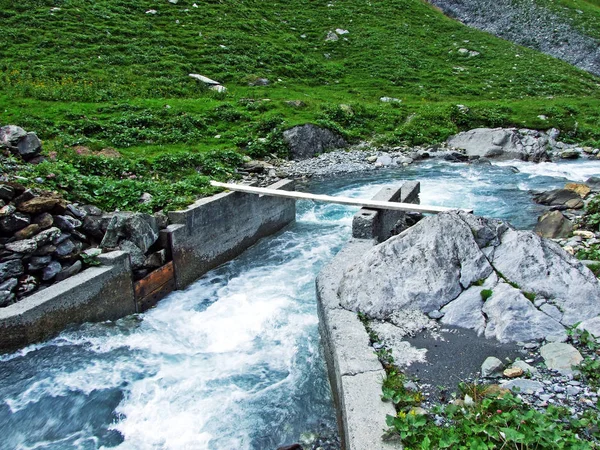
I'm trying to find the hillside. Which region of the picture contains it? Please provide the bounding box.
[429,0,600,76]
[1,0,600,210]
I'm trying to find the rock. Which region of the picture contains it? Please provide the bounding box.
[55,260,82,282]
[209,85,227,93]
[139,192,153,204]
[283,124,347,160]
[188,73,221,85]
[565,183,591,198]
[533,189,584,209]
[491,228,600,325]
[13,189,35,205]
[503,367,524,378]
[442,151,469,162]
[534,210,572,238]
[144,250,166,269]
[153,211,169,229]
[33,227,61,246]
[339,212,494,317]
[573,230,595,239]
[0,125,27,146]
[482,283,565,343]
[481,356,504,378]
[339,211,600,342]
[284,100,306,108]
[17,275,37,296]
[17,196,64,214]
[0,278,18,292]
[560,150,580,159]
[380,97,402,103]
[586,176,600,191]
[0,260,24,283]
[34,244,56,256]
[14,223,40,240]
[375,154,393,166]
[33,212,54,229]
[248,78,270,86]
[119,240,145,269]
[66,204,87,219]
[100,212,158,253]
[82,215,105,239]
[28,255,52,271]
[447,128,549,162]
[0,204,15,217]
[325,30,339,41]
[0,212,30,233]
[577,316,600,338]
[0,185,15,202]
[540,343,583,374]
[5,238,37,254]
[54,239,75,257]
[16,132,42,159]
[82,204,103,216]
[501,379,544,394]
[42,261,62,281]
[0,291,15,307]
[510,360,540,377]
[53,215,82,232]
[277,445,302,450]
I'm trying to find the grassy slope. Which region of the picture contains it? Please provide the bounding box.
[1,0,600,210]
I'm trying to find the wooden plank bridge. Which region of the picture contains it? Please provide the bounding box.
[210,181,473,214]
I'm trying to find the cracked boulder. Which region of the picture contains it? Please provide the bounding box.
[338,211,600,343]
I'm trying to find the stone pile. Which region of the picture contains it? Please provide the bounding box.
[0,182,169,308]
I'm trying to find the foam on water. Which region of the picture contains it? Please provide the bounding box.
[0,160,597,450]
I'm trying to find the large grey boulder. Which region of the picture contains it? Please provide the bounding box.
[534,210,573,238]
[533,189,584,209]
[100,212,159,253]
[338,211,600,343]
[447,128,549,161]
[0,126,42,160]
[282,124,347,160]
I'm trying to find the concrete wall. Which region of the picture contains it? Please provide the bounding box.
[166,179,296,289]
[317,181,420,450]
[0,180,297,353]
[0,251,135,353]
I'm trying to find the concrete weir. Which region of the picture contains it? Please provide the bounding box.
[316,181,421,450]
[0,180,296,353]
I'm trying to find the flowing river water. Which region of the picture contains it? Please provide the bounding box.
[0,160,599,450]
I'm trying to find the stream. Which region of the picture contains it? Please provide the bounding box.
[0,159,599,450]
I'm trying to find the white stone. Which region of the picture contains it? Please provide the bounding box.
[540,343,583,375]
[188,73,221,85]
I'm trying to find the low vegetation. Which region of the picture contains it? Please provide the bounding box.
[2,0,600,210]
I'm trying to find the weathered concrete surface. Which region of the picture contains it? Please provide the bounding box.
[317,182,421,450]
[167,179,296,289]
[352,181,420,242]
[0,251,135,353]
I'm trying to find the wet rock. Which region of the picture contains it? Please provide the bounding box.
[534,210,572,239]
[0,260,24,283]
[33,212,54,229]
[16,133,42,159]
[101,212,159,253]
[5,238,37,254]
[481,356,504,378]
[534,189,584,209]
[14,223,41,240]
[565,183,591,198]
[0,212,30,233]
[282,124,347,160]
[55,260,82,282]
[540,343,583,375]
[42,261,62,281]
[560,150,580,159]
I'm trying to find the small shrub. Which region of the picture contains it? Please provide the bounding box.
[480,289,493,301]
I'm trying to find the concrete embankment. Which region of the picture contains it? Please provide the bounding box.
[0,180,296,353]
[316,181,421,450]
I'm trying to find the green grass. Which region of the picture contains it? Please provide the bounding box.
[2,0,600,210]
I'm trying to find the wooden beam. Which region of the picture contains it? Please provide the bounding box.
[210,181,473,214]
